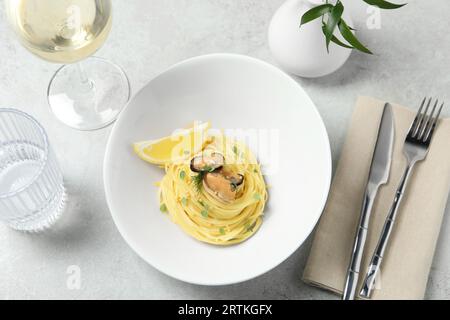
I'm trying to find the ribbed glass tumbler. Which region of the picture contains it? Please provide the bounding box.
[0,109,65,231]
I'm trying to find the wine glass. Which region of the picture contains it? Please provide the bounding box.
[5,0,130,131]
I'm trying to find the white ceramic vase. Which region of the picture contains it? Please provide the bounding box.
[268,0,353,78]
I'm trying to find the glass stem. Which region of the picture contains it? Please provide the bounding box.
[76,62,94,91]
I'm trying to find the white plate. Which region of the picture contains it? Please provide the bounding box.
[104,54,331,285]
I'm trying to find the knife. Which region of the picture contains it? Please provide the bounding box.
[342,103,395,300]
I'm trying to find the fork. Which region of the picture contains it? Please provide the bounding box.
[359,97,444,298]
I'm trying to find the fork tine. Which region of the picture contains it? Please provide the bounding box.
[423,102,444,142]
[408,97,426,136]
[421,99,439,140]
[418,99,437,140]
[412,98,432,138]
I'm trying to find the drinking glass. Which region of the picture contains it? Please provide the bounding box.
[5,0,130,131]
[0,109,65,231]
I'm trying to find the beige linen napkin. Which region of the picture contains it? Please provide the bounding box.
[303,96,450,300]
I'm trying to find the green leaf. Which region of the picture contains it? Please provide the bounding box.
[329,35,354,49]
[324,1,344,51]
[219,227,225,235]
[338,19,373,54]
[232,145,239,155]
[322,22,354,49]
[179,170,186,180]
[201,209,208,218]
[362,0,406,9]
[300,4,333,26]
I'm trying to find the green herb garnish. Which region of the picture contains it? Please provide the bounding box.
[219,227,225,235]
[160,203,168,213]
[232,145,239,155]
[181,197,187,206]
[192,172,205,192]
[253,193,261,201]
[201,209,208,218]
[199,200,209,209]
[179,170,186,180]
[192,166,216,193]
[203,165,213,172]
[246,221,257,232]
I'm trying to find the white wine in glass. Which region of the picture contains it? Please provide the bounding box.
[5,0,130,130]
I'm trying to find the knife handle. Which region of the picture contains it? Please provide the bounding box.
[343,191,374,300]
[360,164,414,298]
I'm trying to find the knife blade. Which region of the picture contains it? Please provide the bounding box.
[342,103,395,300]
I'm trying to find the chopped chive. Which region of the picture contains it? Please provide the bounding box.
[219,227,225,235]
[201,209,208,218]
[160,203,168,213]
[179,170,186,180]
[232,145,239,155]
[247,221,257,232]
[181,197,187,206]
[253,193,261,201]
[199,200,209,209]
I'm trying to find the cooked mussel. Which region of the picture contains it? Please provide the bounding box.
[203,168,244,203]
[190,152,225,173]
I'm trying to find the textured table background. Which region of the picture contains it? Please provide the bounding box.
[0,0,449,299]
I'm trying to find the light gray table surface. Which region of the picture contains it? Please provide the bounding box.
[0,0,449,300]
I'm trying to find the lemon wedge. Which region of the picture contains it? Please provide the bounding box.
[133,122,211,165]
